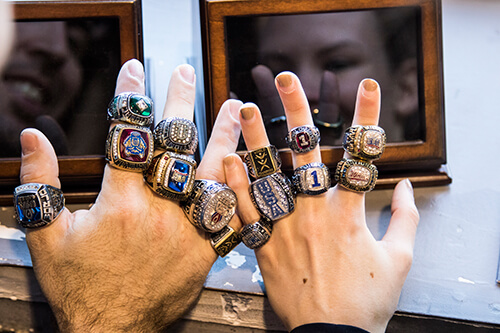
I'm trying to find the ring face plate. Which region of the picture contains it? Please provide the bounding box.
[153,117,199,154]
[210,225,242,257]
[107,92,154,126]
[241,220,273,249]
[285,125,320,153]
[335,158,378,192]
[342,125,386,160]
[250,172,295,221]
[362,130,385,157]
[293,162,331,195]
[244,145,282,179]
[14,183,65,228]
[183,180,237,232]
[106,124,154,171]
[144,151,197,201]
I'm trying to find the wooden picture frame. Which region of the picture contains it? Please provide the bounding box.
[200,0,450,188]
[0,0,143,204]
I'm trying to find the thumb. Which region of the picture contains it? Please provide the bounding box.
[19,128,68,253]
[382,179,419,271]
[19,128,61,188]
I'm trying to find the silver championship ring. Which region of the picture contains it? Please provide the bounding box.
[144,151,197,201]
[250,172,295,222]
[182,180,237,233]
[342,125,386,160]
[107,92,154,127]
[241,219,273,249]
[334,158,378,192]
[14,183,65,228]
[292,162,331,195]
[105,124,154,172]
[285,125,321,153]
[153,117,199,154]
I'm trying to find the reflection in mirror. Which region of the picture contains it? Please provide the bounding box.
[227,7,422,149]
[0,18,121,157]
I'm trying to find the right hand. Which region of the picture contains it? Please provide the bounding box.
[20,60,243,331]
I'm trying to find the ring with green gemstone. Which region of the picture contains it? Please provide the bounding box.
[107,92,154,127]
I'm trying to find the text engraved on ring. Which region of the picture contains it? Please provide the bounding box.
[255,180,285,220]
[347,166,370,186]
[167,161,190,192]
[17,194,40,222]
[297,132,311,150]
[39,188,53,220]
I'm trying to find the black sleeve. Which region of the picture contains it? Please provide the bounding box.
[290,323,370,333]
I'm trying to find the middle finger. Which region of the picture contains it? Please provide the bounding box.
[275,71,322,168]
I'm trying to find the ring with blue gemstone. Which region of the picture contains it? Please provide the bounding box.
[106,124,154,172]
[153,117,199,155]
[182,179,237,233]
[14,183,65,229]
[241,219,273,249]
[249,172,295,222]
[144,151,197,201]
[285,125,320,154]
[107,92,154,127]
[342,125,386,161]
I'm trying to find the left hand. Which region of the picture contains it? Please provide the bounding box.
[224,72,419,333]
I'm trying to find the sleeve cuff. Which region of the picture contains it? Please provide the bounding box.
[290,323,370,333]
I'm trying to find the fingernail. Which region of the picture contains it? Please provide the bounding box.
[223,154,238,169]
[240,105,256,121]
[179,65,195,84]
[404,178,414,197]
[20,129,38,156]
[276,72,295,93]
[361,78,378,97]
[128,59,145,81]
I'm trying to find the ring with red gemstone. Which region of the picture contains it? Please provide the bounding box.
[334,158,378,192]
[285,125,320,154]
[107,92,154,127]
[342,125,386,161]
[105,124,154,172]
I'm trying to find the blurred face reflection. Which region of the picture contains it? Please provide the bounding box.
[256,11,402,147]
[1,21,82,125]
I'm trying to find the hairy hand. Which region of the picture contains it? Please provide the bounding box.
[20,60,242,332]
[224,72,419,333]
